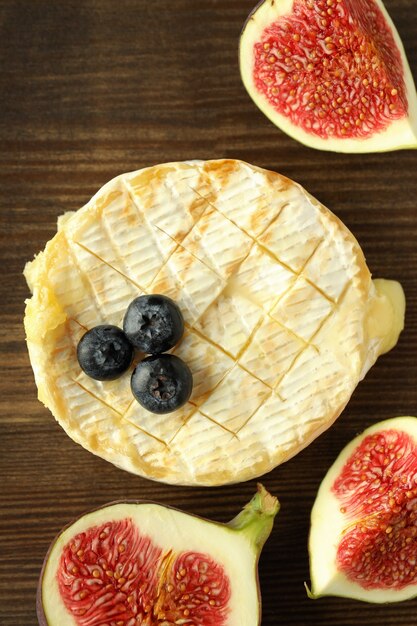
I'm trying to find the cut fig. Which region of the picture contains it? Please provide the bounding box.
[240,0,417,152]
[37,485,279,625]
[309,416,417,602]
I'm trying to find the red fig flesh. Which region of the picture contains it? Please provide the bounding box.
[240,0,417,152]
[309,417,417,602]
[58,519,230,625]
[38,485,279,625]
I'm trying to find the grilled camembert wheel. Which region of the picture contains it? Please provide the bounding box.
[24,160,405,486]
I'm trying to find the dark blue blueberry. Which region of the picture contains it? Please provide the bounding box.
[123,294,184,354]
[77,325,133,381]
[131,354,193,414]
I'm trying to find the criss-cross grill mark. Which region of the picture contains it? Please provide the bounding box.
[195,409,241,440]
[48,164,355,457]
[73,240,144,292]
[121,413,170,448]
[73,380,124,417]
[79,203,337,441]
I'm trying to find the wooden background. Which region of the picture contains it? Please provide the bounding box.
[1,0,417,624]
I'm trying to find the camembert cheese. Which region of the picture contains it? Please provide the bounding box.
[24,160,405,485]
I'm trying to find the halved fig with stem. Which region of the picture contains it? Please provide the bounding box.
[309,416,417,602]
[37,485,279,625]
[240,0,417,152]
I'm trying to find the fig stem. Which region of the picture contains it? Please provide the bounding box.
[227,484,279,550]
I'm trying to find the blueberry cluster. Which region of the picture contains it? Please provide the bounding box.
[77,295,193,414]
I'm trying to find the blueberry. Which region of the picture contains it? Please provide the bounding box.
[131,354,193,414]
[77,325,133,381]
[123,294,184,354]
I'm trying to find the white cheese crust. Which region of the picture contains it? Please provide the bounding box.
[24,159,397,485]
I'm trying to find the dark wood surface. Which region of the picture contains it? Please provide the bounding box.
[1,1,417,624]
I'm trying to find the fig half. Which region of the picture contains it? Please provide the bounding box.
[309,417,417,602]
[240,0,417,152]
[37,485,279,625]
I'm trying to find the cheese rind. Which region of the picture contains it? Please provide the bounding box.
[23,160,404,485]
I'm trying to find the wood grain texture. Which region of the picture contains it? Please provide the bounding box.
[1,0,417,623]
